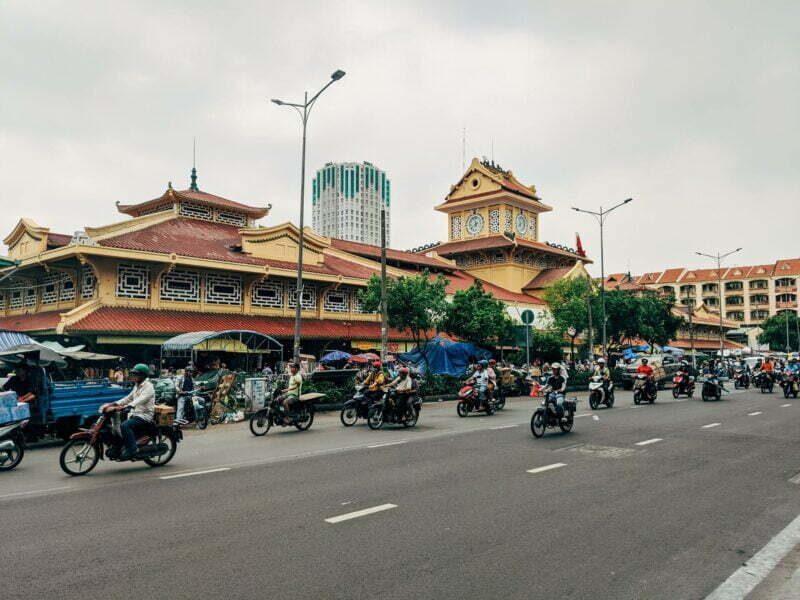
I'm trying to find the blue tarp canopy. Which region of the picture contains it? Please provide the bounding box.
[321,350,352,363]
[161,330,283,356]
[661,346,685,355]
[398,336,491,376]
[0,331,34,352]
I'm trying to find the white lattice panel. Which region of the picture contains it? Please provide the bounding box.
[9,289,23,309]
[216,211,246,226]
[455,256,470,267]
[81,266,97,298]
[474,253,488,266]
[288,283,316,310]
[160,269,200,302]
[0,291,4,310]
[205,273,242,305]
[60,277,75,301]
[117,263,150,299]
[505,209,512,232]
[527,214,536,238]
[41,274,60,304]
[324,289,348,312]
[451,216,462,239]
[489,209,500,233]
[251,280,284,308]
[491,251,505,263]
[24,288,36,307]
[351,290,366,313]
[179,202,213,220]
[138,203,172,216]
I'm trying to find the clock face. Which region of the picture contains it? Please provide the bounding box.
[515,214,527,235]
[466,214,484,235]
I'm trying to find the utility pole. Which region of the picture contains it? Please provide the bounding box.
[380,205,388,362]
[786,309,791,354]
[695,247,742,362]
[687,296,696,371]
[587,286,594,360]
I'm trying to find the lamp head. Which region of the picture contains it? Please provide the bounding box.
[271,99,284,105]
[624,198,633,203]
[331,69,346,81]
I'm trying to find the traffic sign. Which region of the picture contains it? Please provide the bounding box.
[521,309,535,325]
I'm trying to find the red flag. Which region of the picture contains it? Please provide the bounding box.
[575,232,586,257]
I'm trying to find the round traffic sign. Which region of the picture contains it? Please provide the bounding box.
[521,309,535,325]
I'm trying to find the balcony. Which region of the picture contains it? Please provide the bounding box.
[776,301,798,310]
[775,285,797,295]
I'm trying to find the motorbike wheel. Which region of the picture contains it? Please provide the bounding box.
[485,402,495,416]
[761,385,769,394]
[495,397,506,411]
[144,431,177,467]
[59,439,100,476]
[672,387,680,399]
[633,391,641,405]
[530,411,546,438]
[340,406,358,427]
[197,408,210,430]
[403,407,419,428]
[0,437,24,471]
[295,407,315,431]
[589,392,599,410]
[367,407,384,430]
[249,410,271,436]
[456,402,469,417]
[649,393,656,404]
[559,411,574,433]
[784,387,791,399]
[607,394,615,408]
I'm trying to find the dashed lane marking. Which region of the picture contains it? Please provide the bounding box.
[367,440,408,449]
[781,403,792,408]
[592,415,600,421]
[527,463,567,474]
[325,503,397,524]
[789,473,800,485]
[747,411,762,416]
[489,424,518,430]
[635,438,663,446]
[160,467,231,480]
[702,423,721,429]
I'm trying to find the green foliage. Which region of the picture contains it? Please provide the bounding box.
[601,288,640,347]
[636,291,683,348]
[360,271,448,354]
[441,281,515,349]
[301,377,355,405]
[510,330,564,364]
[543,277,592,336]
[758,311,799,351]
[418,373,463,396]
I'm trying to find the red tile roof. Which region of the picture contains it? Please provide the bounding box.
[118,188,269,218]
[47,233,73,247]
[670,338,744,350]
[98,218,375,279]
[329,238,456,271]
[434,235,590,262]
[67,307,417,340]
[774,258,800,276]
[522,267,573,290]
[657,268,684,284]
[433,271,546,305]
[0,311,62,332]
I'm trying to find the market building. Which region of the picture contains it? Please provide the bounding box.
[0,160,589,362]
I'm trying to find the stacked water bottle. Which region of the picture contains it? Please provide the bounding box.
[0,391,31,424]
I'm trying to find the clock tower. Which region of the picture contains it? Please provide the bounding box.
[431,158,590,296]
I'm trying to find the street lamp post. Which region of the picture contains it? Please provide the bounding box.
[572,198,633,359]
[695,247,742,361]
[271,69,346,364]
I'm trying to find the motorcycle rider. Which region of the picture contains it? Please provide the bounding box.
[676,359,691,392]
[759,357,774,387]
[467,360,491,408]
[174,365,195,426]
[100,363,155,460]
[386,367,414,414]
[547,362,568,420]
[363,361,386,404]
[487,359,498,400]
[594,357,612,397]
[636,358,655,397]
[282,362,303,416]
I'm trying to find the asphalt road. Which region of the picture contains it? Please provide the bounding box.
[2,387,799,599]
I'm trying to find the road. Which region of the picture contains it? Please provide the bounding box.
[2,387,799,599]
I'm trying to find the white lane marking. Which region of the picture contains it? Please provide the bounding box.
[160,467,230,480]
[0,486,74,500]
[705,513,800,599]
[367,440,408,449]
[748,411,762,416]
[781,403,792,408]
[635,438,663,446]
[702,423,721,429]
[592,415,600,421]
[325,503,397,524]
[527,463,567,474]
[575,414,592,419]
[489,424,518,430]
[789,473,800,485]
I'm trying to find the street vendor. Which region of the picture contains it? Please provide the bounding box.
[2,363,38,405]
[282,362,303,414]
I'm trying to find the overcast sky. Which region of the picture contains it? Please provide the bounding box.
[1,1,798,276]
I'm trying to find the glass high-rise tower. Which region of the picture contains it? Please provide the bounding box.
[311,161,391,246]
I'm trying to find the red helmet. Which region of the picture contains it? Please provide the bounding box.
[372,360,382,368]
[489,359,497,365]
[399,367,410,374]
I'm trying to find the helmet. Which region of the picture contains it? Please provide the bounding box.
[131,363,149,376]
[489,359,497,365]
[597,358,606,364]
[479,360,489,367]
[288,362,300,370]
[641,358,649,364]
[551,362,561,370]
[399,367,410,375]
[372,360,382,368]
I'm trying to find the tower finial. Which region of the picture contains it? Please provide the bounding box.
[190,138,199,191]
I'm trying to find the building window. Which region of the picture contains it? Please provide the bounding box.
[41,274,60,304]
[60,276,75,302]
[749,279,768,290]
[504,209,513,232]
[659,286,675,297]
[251,280,284,308]
[750,310,768,320]
[491,250,505,263]
[351,290,366,313]
[24,287,36,307]
[777,293,797,303]
[116,263,150,299]
[288,283,316,310]
[81,266,97,299]
[703,297,718,307]
[726,296,744,306]
[701,283,718,293]
[205,273,242,305]
[749,294,769,305]
[680,284,696,297]
[726,311,744,321]
[489,209,500,233]
[527,214,537,238]
[725,281,743,291]
[216,211,247,227]
[451,216,462,239]
[324,289,348,312]
[179,202,213,221]
[473,253,488,266]
[776,277,796,288]
[160,269,200,303]
[9,288,23,309]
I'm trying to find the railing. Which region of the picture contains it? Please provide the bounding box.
[776,301,798,309]
[775,285,797,294]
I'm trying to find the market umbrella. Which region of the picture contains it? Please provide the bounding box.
[351,352,380,363]
[321,350,352,363]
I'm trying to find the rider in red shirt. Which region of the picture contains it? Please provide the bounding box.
[636,358,655,395]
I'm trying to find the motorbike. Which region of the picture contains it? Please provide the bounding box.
[733,369,750,390]
[0,419,27,472]
[176,389,212,429]
[249,389,325,436]
[367,389,421,429]
[530,385,577,438]
[756,371,774,394]
[340,384,372,426]
[588,375,615,409]
[456,377,495,417]
[701,373,727,402]
[671,372,695,398]
[632,374,657,404]
[59,407,182,476]
[781,372,799,399]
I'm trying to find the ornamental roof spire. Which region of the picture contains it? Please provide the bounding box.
[190,137,199,191]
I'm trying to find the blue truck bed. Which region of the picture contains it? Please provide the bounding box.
[47,379,129,426]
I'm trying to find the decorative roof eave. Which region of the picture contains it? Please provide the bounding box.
[239,222,331,251]
[445,158,542,202]
[3,218,50,246]
[434,234,592,264]
[4,244,371,288]
[434,190,553,214]
[85,211,178,241]
[118,188,270,218]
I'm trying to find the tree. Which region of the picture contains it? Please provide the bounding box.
[600,288,641,348]
[758,311,799,351]
[359,270,448,363]
[441,281,514,350]
[542,277,592,337]
[637,291,683,349]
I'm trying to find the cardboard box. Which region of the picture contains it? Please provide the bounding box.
[154,404,175,427]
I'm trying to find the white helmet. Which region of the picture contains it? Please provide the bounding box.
[551,362,561,370]
[597,358,606,364]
